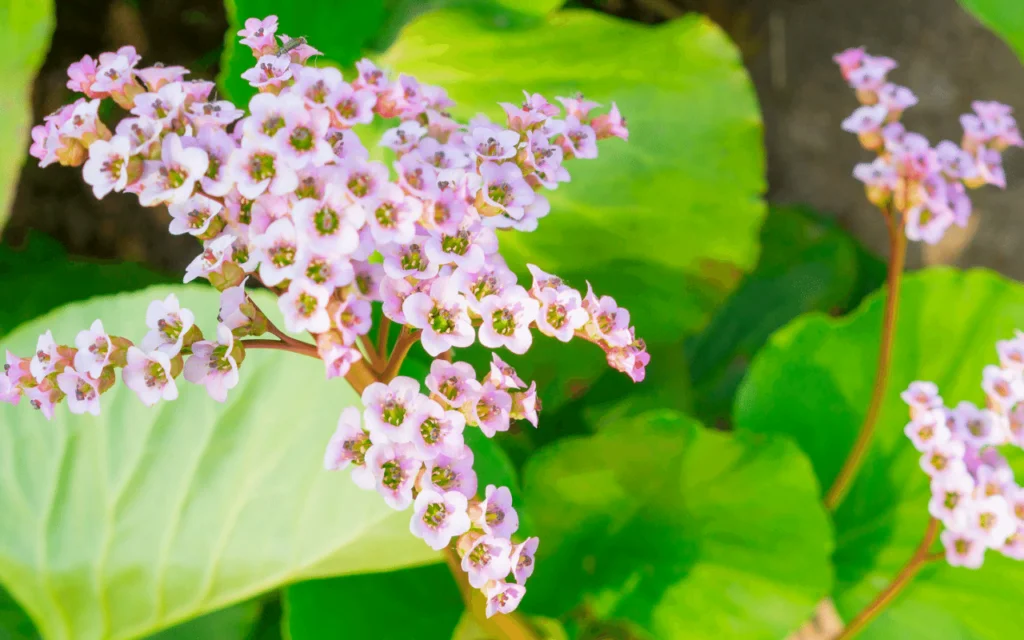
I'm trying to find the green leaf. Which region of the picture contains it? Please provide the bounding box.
[381,9,766,344]
[219,0,387,104]
[686,205,884,429]
[0,587,39,640]
[0,233,171,338]
[285,565,462,640]
[0,286,437,640]
[959,0,1024,63]
[0,0,54,230]
[143,601,260,639]
[521,411,832,639]
[734,268,1024,638]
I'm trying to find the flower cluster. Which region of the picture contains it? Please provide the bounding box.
[835,48,1021,244]
[325,355,537,615]
[10,14,649,616]
[902,332,1024,568]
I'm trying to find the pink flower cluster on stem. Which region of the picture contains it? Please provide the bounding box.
[9,14,649,619]
[902,331,1024,568]
[835,47,1021,244]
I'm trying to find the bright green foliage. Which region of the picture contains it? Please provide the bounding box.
[959,0,1024,63]
[0,234,170,338]
[0,287,436,640]
[143,601,260,639]
[382,9,766,344]
[521,411,832,639]
[0,0,54,230]
[687,205,884,428]
[735,268,1024,638]
[285,565,462,640]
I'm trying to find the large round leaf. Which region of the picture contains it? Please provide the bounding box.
[381,8,766,343]
[0,286,436,640]
[735,268,1024,638]
[0,0,53,230]
[520,411,832,639]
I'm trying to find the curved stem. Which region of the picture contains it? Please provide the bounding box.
[242,338,317,357]
[443,547,537,639]
[379,327,421,382]
[825,212,907,511]
[377,316,392,360]
[837,518,941,639]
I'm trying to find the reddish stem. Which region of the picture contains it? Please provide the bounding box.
[837,518,941,639]
[825,208,907,510]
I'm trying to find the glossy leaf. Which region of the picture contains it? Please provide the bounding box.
[0,287,436,640]
[735,268,1024,638]
[285,565,461,640]
[0,233,170,338]
[687,205,884,428]
[521,411,832,639]
[959,0,1024,63]
[0,0,54,229]
[381,9,766,344]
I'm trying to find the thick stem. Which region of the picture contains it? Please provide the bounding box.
[837,518,941,639]
[242,338,317,357]
[443,547,537,639]
[824,213,907,511]
[377,316,392,361]
[379,327,421,382]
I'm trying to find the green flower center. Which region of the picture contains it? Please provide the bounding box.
[348,173,370,197]
[262,115,285,137]
[249,153,276,181]
[429,307,454,334]
[336,99,357,119]
[157,318,182,341]
[344,436,371,466]
[441,233,469,256]
[382,460,404,490]
[211,345,233,372]
[400,245,427,272]
[205,156,220,180]
[375,203,396,228]
[167,168,186,188]
[431,465,455,490]
[314,207,339,235]
[296,292,318,317]
[470,276,498,301]
[421,418,442,444]
[306,258,331,285]
[145,361,167,388]
[546,304,567,329]
[439,378,459,401]
[290,127,314,151]
[422,502,447,528]
[382,400,406,426]
[492,309,516,336]
[270,245,296,267]
[488,184,510,205]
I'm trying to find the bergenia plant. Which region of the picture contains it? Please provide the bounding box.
[818,48,1023,637]
[8,14,647,618]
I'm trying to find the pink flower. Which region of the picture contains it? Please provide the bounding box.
[227,137,298,199]
[983,364,1024,411]
[136,65,189,92]
[82,135,132,198]
[365,184,420,246]
[238,15,279,52]
[425,223,497,273]
[904,409,951,451]
[323,406,375,488]
[56,368,102,416]
[332,296,372,345]
[941,529,986,568]
[316,333,362,380]
[278,279,331,333]
[488,353,525,390]
[591,103,628,141]
[511,382,539,427]
[403,277,474,356]
[484,582,526,618]
[919,439,967,477]
[183,324,239,402]
[67,54,101,97]
[131,83,186,125]
[901,381,943,416]
[184,234,236,283]
[218,278,251,331]
[951,401,1006,448]
[409,398,466,461]
[501,91,559,131]
[478,485,519,539]
[24,384,59,420]
[478,286,539,355]
[471,127,520,161]
[362,377,423,444]
[326,82,377,128]
[847,54,896,92]
[382,236,439,281]
[997,332,1024,372]
[928,470,974,529]
[73,319,112,378]
[354,59,388,93]
[338,157,389,202]
[365,442,420,510]
[380,121,426,154]
[426,360,478,409]
[380,275,418,324]
[193,128,237,197]
[469,381,512,437]
[462,535,512,589]
[969,495,1017,547]
[168,194,222,237]
[139,133,209,206]
[975,148,1007,189]
[122,347,178,407]
[510,537,538,584]
[241,54,293,89]
[30,331,60,382]
[479,161,534,221]
[254,218,299,286]
[142,294,196,356]
[583,283,632,348]
[277,98,333,168]
[423,446,478,498]
[410,489,471,550]
[534,285,589,343]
